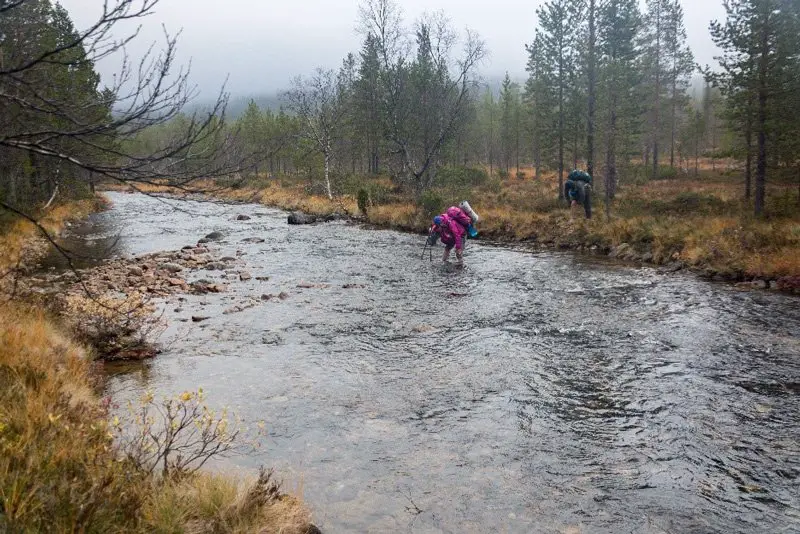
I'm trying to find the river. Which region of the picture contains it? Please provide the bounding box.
[54,192,800,533]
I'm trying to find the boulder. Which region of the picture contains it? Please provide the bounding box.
[239,272,252,281]
[127,266,144,277]
[236,214,251,221]
[750,279,768,290]
[191,315,210,323]
[241,237,266,244]
[160,262,183,273]
[609,243,630,259]
[288,212,317,225]
[219,256,237,263]
[205,262,227,271]
[204,231,224,241]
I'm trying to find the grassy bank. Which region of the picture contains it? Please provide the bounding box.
[149,167,800,288]
[1,200,316,532]
[0,304,313,533]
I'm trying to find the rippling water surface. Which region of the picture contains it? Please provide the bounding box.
[60,193,800,533]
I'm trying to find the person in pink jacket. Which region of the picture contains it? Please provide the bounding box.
[431,206,472,264]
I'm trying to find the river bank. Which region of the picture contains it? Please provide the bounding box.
[106,170,800,294]
[0,198,318,533]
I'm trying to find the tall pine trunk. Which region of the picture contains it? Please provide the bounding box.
[754,6,769,217]
[652,3,662,180]
[670,65,677,168]
[587,0,596,182]
[744,95,753,201]
[606,102,617,220]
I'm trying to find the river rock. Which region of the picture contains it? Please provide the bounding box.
[239,272,252,281]
[204,231,224,241]
[255,276,270,281]
[288,212,317,225]
[242,237,265,244]
[127,266,144,277]
[297,281,330,289]
[609,243,630,259]
[220,256,237,263]
[160,262,183,273]
[191,315,210,323]
[641,252,654,263]
[660,262,683,273]
[261,331,285,345]
[167,278,185,287]
[236,214,251,221]
[750,279,768,290]
[205,262,227,271]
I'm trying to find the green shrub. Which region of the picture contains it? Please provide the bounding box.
[357,188,369,216]
[418,190,443,219]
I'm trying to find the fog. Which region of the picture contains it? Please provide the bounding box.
[59,0,727,99]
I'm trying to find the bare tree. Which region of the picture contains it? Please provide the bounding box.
[0,0,246,220]
[282,68,349,199]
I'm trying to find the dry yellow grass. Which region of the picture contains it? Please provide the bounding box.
[0,197,108,272]
[0,303,314,532]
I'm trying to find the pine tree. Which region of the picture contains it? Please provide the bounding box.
[709,0,799,216]
[355,34,383,174]
[535,0,586,199]
[499,73,518,175]
[598,0,642,208]
[663,0,695,169]
[643,0,670,180]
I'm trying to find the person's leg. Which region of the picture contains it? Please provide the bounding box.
[455,248,463,263]
[443,246,452,262]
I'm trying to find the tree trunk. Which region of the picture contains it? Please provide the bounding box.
[652,3,662,181]
[744,105,753,201]
[670,64,677,169]
[558,53,565,200]
[754,6,769,217]
[587,0,596,182]
[515,110,521,177]
[606,105,617,220]
[324,149,333,200]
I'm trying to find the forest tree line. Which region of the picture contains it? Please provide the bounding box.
[1,0,798,221]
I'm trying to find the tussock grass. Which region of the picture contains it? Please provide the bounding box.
[0,197,108,273]
[0,304,313,532]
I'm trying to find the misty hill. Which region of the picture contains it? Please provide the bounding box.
[185,92,283,119]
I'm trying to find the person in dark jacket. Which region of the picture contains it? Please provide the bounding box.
[565,169,592,219]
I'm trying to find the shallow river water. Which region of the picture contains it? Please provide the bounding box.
[57,192,800,533]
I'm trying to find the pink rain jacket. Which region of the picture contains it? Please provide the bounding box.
[433,207,471,250]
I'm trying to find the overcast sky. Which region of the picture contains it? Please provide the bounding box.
[60,0,727,98]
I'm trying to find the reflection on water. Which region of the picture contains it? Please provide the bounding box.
[71,192,800,533]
